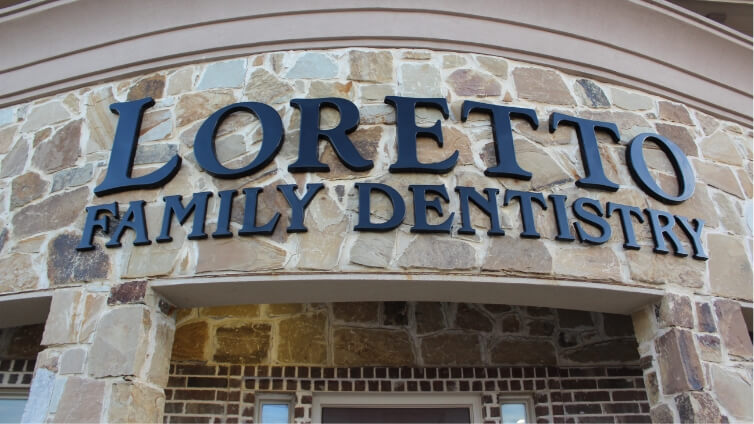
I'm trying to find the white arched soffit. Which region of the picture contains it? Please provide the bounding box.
[0,0,751,126]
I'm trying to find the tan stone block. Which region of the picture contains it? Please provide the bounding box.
[107,381,165,424]
[267,303,304,316]
[53,377,105,423]
[41,289,82,345]
[655,122,699,157]
[78,292,107,343]
[421,333,482,365]
[124,244,180,278]
[611,88,653,111]
[399,63,442,97]
[59,347,87,374]
[485,139,572,191]
[475,56,508,77]
[398,236,476,270]
[10,172,49,210]
[348,51,393,83]
[447,69,501,97]
[658,101,693,125]
[442,54,467,69]
[512,68,575,105]
[696,334,722,362]
[693,159,745,198]
[710,365,753,422]
[714,299,753,359]
[88,306,151,378]
[515,119,574,146]
[360,84,394,103]
[0,253,38,294]
[694,111,720,136]
[708,234,752,300]
[21,101,70,133]
[31,120,81,172]
[576,110,654,141]
[701,132,744,166]
[483,237,552,275]
[650,180,719,228]
[490,337,556,365]
[296,220,347,270]
[200,304,260,318]
[0,125,17,154]
[278,312,327,364]
[167,68,194,95]
[172,321,208,361]
[333,328,414,366]
[308,81,354,99]
[415,126,474,167]
[213,323,270,363]
[147,315,174,387]
[333,302,379,324]
[11,186,90,239]
[551,246,623,283]
[84,87,117,153]
[127,74,166,101]
[0,138,28,178]
[626,250,706,288]
[655,328,705,394]
[736,167,753,198]
[711,191,746,235]
[674,392,722,423]
[176,90,236,127]
[196,238,286,273]
[349,232,394,268]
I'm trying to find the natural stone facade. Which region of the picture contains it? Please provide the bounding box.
[0,48,749,422]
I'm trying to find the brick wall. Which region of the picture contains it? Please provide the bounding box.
[164,364,650,423]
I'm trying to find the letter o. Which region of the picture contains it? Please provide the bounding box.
[626,133,695,204]
[194,102,283,178]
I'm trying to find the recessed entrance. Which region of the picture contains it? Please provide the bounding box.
[312,394,483,423]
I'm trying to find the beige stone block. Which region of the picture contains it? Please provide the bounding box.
[710,365,753,422]
[360,84,394,103]
[59,348,86,374]
[442,54,467,69]
[124,244,181,278]
[308,81,354,99]
[53,377,105,423]
[658,101,693,125]
[714,299,753,360]
[693,159,744,198]
[31,120,81,173]
[650,180,719,229]
[0,253,38,294]
[447,69,501,97]
[278,312,327,364]
[0,138,28,178]
[296,220,347,270]
[515,119,574,146]
[552,246,623,283]
[483,237,552,275]
[350,232,394,268]
[167,68,194,95]
[694,111,720,136]
[84,87,117,153]
[655,122,699,157]
[611,88,653,111]
[107,381,165,424]
[317,127,381,180]
[475,55,508,77]
[701,132,744,166]
[10,172,49,210]
[0,125,18,154]
[655,328,705,394]
[736,167,753,198]
[512,68,575,105]
[657,293,693,328]
[21,101,70,133]
[196,238,286,273]
[398,236,476,270]
[708,234,753,300]
[42,289,83,345]
[11,186,90,239]
[348,50,393,83]
[399,63,442,97]
[127,74,165,101]
[176,89,236,127]
[333,327,414,366]
[696,334,722,362]
[712,191,746,235]
[88,306,151,378]
[146,316,174,387]
[78,292,107,343]
[626,250,706,288]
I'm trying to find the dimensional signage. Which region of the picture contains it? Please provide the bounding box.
[76,96,707,261]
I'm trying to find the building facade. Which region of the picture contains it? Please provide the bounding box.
[0,1,751,423]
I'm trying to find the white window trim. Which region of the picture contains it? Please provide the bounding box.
[0,388,28,399]
[311,393,483,424]
[499,394,535,424]
[254,392,295,424]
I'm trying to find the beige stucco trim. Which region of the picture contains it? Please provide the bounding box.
[0,0,751,125]
[150,273,664,315]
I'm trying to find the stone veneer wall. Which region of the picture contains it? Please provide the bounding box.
[171,303,639,367]
[0,48,749,422]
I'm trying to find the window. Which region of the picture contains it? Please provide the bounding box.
[500,396,534,424]
[0,389,28,423]
[312,393,483,423]
[255,393,294,424]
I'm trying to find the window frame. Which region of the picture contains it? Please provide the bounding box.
[311,393,483,423]
[499,394,535,424]
[254,392,295,424]
[0,388,30,422]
